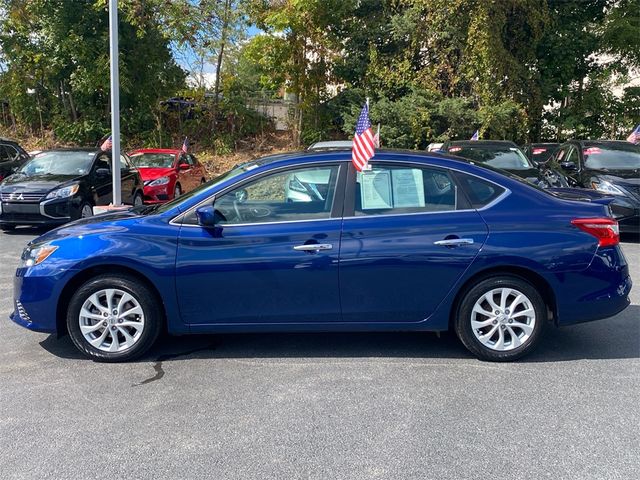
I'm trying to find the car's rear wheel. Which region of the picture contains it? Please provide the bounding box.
[66,274,162,362]
[174,183,182,198]
[133,191,143,207]
[454,276,546,362]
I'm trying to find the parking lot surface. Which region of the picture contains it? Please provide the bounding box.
[1,228,638,480]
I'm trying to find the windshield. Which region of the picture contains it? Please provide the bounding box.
[130,152,175,168]
[142,164,248,215]
[583,143,640,170]
[449,146,533,170]
[20,151,95,176]
[528,144,559,163]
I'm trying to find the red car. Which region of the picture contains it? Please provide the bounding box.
[128,148,207,204]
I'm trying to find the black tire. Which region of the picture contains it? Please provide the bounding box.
[1,224,15,232]
[66,274,163,362]
[174,183,182,198]
[78,201,94,219]
[454,275,547,362]
[133,191,143,207]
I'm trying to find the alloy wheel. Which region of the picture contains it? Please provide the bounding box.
[470,287,536,351]
[78,288,145,353]
[81,204,93,218]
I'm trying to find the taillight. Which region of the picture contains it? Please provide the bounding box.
[571,218,619,247]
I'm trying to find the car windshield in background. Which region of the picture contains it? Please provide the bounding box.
[19,151,94,176]
[130,153,175,168]
[583,143,640,170]
[449,146,533,170]
[529,145,559,163]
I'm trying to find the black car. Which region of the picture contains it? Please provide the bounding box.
[522,142,561,164]
[0,137,30,182]
[0,148,144,230]
[554,140,639,233]
[441,140,568,188]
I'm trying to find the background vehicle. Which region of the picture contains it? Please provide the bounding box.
[307,140,353,151]
[0,137,30,182]
[523,142,561,164]
[554,140,639,233]
[11,150,630,363]
[129,148,207,203]
[0,149,143,230]
[442,140,568,188]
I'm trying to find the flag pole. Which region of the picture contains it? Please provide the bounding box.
[109,0,122,205]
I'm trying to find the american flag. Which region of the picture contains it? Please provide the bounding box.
[100,135,112,151]
[182,137,189,153]
[470,130,479,141]
[627,124,640,144]
[352,103,375,171]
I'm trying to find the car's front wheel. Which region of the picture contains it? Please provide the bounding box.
[66,274,162,362]
[455,276,546,362]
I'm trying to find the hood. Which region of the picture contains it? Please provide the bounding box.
[137,167,175,182]
[585,168,640,182]
[0,173,81,193]
[590,172,640,186]
[32,210,141,245]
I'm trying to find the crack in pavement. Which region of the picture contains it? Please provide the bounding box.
[133,342,217,386]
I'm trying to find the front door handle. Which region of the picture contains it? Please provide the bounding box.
[293,243,333,252]
[434,238,474,247]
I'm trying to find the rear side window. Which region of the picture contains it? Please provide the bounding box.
[354,165,458,216]
[456,173,505,208]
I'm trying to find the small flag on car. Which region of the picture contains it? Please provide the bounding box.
[182,137,189,153]
[470,130,479,141]
[373,123,381,148]
[352,102,375,172]
[100,135,112,151]
[627,124,640,144]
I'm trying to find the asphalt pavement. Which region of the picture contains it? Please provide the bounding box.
[0,227,638,480]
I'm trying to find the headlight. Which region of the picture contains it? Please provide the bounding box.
[148,176,170,186]
[591,180,626,196]
[20,244,58,267]
[45,184,79,199]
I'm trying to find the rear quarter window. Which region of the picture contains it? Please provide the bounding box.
[455,173,505,208]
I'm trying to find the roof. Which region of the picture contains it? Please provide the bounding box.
[447,140,519,148]
[570,139,638,147]
[129,148,181,155]
[307,140,353,151]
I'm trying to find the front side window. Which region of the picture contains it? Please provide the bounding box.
[0,144,18,162]
[354,165,457,216]
[214,165,340,225]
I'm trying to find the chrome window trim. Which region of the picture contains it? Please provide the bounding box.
[170,157,512,227]
[170,161,343,227]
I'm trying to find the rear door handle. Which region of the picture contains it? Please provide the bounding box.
[434,238,474,247]
[293,243,333,252]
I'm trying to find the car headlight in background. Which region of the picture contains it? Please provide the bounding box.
[45,184,79,200]
[20,244,58,267]
[591,180,626,196]
[148,176,170,186]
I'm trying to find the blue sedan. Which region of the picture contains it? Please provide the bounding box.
[10,150,632,362]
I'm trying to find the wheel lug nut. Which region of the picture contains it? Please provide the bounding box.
[102,322,107,327]
[492,320,498,325]
[118,319,123,323]
[501,325,506,329]
[495,310,500,315]
[110,326,116,331]
[112,309,118,315]
[103,312,108,317]
[505,309,510,314]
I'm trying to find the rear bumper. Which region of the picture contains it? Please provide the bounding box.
[554,246,632,325]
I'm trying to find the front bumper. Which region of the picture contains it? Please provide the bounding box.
[143,184,171,204]
[0,198,80,226]
[10,268,66,333]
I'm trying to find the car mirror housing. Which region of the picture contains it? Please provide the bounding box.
[195,202,217,227]
[178,163,190,171]
[95,168,111,178]
[560,161,577,171]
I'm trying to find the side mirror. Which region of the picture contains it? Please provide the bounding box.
[95,168,111,178]
[195,203,217,227]
[560,161,577,171]
[178,163,190,171]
